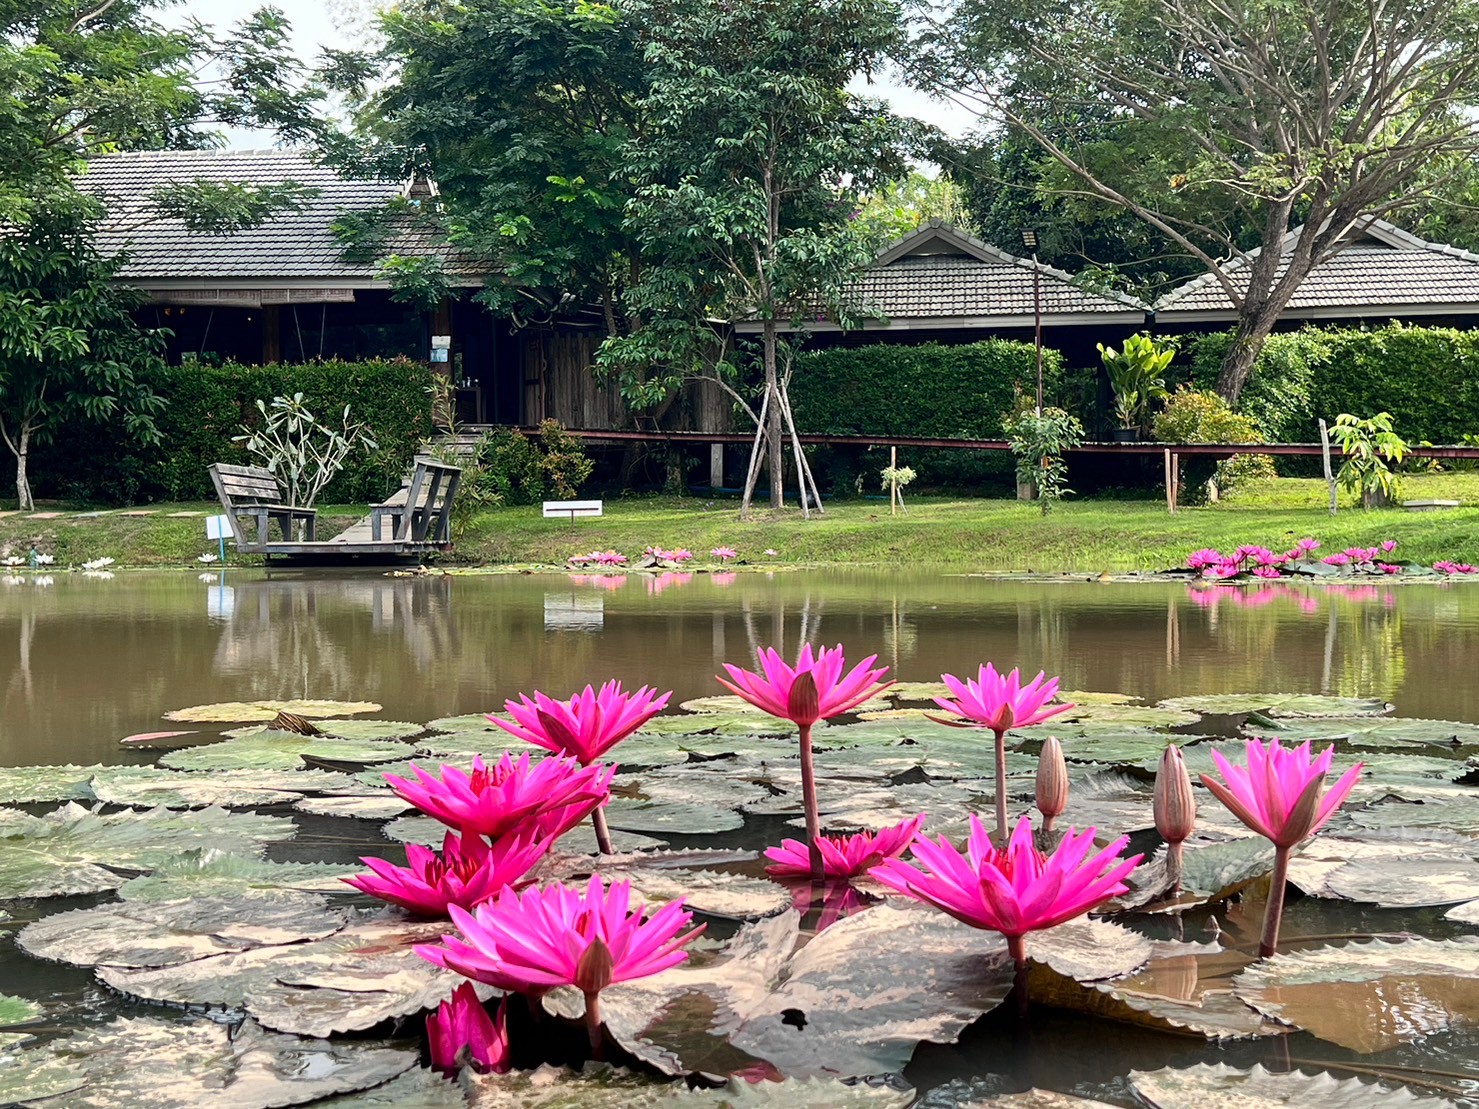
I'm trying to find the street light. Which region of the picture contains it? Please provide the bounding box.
[1021,229,1043,413]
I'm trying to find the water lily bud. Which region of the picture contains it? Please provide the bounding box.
[574,937,614,997]
[787,671,821,727]
[1035,737,1069,828]
[986,703,1016,734]
[1154,745,1197,844]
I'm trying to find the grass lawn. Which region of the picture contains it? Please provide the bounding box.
[1,474,1477,571]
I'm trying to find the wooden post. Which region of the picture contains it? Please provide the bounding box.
[709,443,724,490]
[889,446,898,516]
[261,305,281,364]
[1163,448,1174,514]
[1319,418,1337,515]
[1171,452,1179,510]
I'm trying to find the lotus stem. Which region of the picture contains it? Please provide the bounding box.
[584,991,603,1060]
[797,722,823,878]
[1259,844,1291,958]
[1165,839,1184,895]
[590,807,614,856]
[1007,934,1029,1017]
[992,728,1009,842]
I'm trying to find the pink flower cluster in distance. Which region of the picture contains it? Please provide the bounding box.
[1185,536,1412,580]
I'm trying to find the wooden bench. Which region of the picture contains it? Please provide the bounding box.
[543,499,603,527]
[369,457,463,543]
[208,464,317,551]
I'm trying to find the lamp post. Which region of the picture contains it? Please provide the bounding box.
[1021,229,1043,414]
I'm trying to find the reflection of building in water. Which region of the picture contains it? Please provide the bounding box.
[544,591,604,631]
[214,576,457,694]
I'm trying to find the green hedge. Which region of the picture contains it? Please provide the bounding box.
[1179,323,1479,444]
[791,340,1064,489]
[31,358,436,505]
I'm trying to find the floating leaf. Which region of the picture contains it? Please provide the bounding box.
[463,1065,913,1107]
[164,700,382,722]
[119,730,198,747]
[1247,716,1479,749]
[116,850,361,902]
[294,795,412,820]
[1289,835,1479,907]
[622,869,790,920]
[0,803,294,899]
[0,765,102,805]
[887,681,951,703]
[315,720,427,741]
[1232,936,1479,1053]
[1130,1062,1438,1107]
[2,1016,413,1108]
[604,800,744,836]
[89,767,349,809]
[98,918,478,1037]
[1052,704,1199,729]
[0,1055,87,1103]
[413,732,517,759]
[17,895,349,968]
[1446,900,1479,924]
[424,713,499,733]
[640,714,791,738]
[1349,796,1479,835]
[677,696,770,715]
[314,1067,469,1107]
[615,769,770,811]
[160,734,415,772]
[1159,694,1391,718]
[0,996,40,1028]
[381,814,669,854]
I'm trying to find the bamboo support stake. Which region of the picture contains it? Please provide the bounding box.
[739,385,773,518]
[890,446,898,516]
[1163,448,1174,514]
[1319,418,1337,515]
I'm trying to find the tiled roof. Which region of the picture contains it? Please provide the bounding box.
[842,222,1146,323]
[1154,219,1479,316]
[79,149,473,284]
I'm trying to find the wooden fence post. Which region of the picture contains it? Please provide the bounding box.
[1163,448,1175,514]
[1319,419,1337,515]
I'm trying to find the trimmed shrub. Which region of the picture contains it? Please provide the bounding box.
[790,340,1064,490]
[1152,387,1276,501]
[30,358,436,505]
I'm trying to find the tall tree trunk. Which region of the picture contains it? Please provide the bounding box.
[763,319,783,509]
[14,424,32,513]
[1214,300,1285,404]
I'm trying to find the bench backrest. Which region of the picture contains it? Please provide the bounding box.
[396,457,463,542]
[543,499,603,519]
[209,463,285,506]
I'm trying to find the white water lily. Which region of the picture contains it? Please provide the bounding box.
[197,553,218,564]
[82,557,116,571]
[0,556,23,567]
[34,553,54,565]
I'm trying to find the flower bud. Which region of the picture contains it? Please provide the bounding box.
[1035,737,1069,824]
[787,670,821,727]
[986,703,1015,734]
[1153,745,1197,844]
[574,937,614,997]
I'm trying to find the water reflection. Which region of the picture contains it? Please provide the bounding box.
[0,571,1477,766]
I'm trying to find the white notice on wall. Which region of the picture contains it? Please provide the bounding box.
[205,515,232,541]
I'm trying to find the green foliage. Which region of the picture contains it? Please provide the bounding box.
[1002,407,1085,514]
[1099,333,1172,430]
[1330,412,1409,507]
[1152,387,1275,500]
[1179,324,1479,446]
[233,394,379,508]
[790,340,1063,489]
[856,173,978,243]
[476,420,592,506]
[29,360,436,506]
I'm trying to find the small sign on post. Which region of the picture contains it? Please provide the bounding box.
[205,514,231,562]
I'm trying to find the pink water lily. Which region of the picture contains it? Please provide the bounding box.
[1252,566,1280,579]
[1296,537,1320,553]
[343,829,550,917]
[385,753,613,844]
[491,681,671,853]
[710,547,737,563]
[1380,539,1397,552]
[427,983,509,1075]
[719,644,891,875]
[764,814,925,879]
[416,874,704,1057]
[931,664,1073,839]
[671,549,693,563]
[872,815,1139,1012]
[1201,738,1362,956]
[1185,548,1224,570]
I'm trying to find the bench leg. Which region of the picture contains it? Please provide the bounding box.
[371,515,381,541]
[306,516,316,542]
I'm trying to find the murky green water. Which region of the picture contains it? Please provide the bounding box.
[0,569,1476,1104]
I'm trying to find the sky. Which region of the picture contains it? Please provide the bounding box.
[176,0,978,147]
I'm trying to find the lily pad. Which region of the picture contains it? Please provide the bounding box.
[89,767,343,809]
[1159,694,1392,718]
[1130,1062,1439,1107]
[0,996,40,1028]
[160,734,415,772]
[97,918,478,1037]
[1289,835,1479,907]
[116,850,362,901]
[640,714,791,738]
[1231,936,1479,1053]
[17,894,349,968]
[887,681,952,703]
[164,699,383,722]
[383,814,667,854]
[1052,704,1199,729]
[0,765,104,805]
[623,869,791,920]
[1247,716,1479,749]
[0,803,294,899]
[463,1065,914,1107]
[315,719,427,741]
[1445,899,1479,924]
[294,795,413,820]
[678,696,770,715]
[2,1016,414,1108]
[315,1067,469,1107]
[413,732,518,759]
[424,712,500,733]
[604,800,744,836]
[1348,796,1479,835]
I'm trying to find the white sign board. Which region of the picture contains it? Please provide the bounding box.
[205,514,232,541]
[431,334,452,349]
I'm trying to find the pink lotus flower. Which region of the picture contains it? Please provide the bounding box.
[671,549,693,563]
[1200,738,1363,956]
[493,681,671,765]
[568,553,593,565]
[427,983,508,1074]
[1205,561,1240,579]
[1377,562,1401,575]
[1296,537,1320,553]
[416,875,705,1057]
[872,815,1140,1010]
[764,814,925,879]
[764,548,779,557]
[595,550,627,566]
[1186,548,1223,570]
[1253,549,1280,566]
[1251,565,1280,579]
[385,753,613,843]
[719,644,891,875]
[932,664,1073,840]
[1380,539,1397,553]
[710,547,737,563]
[1321,553,1350,566]
[1436,560,1477,575]
[343,830,550,917]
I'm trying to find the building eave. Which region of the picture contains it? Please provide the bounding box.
[733,310,1148,334]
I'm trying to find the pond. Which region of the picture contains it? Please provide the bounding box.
[0,569,1476,1106]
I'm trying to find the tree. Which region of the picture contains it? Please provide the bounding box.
[0,198,165,510]
[1,1,333,506]
[855,171,979,243]
[609,0,913,515]
[347,0,652,328]
[914,0,1479,400]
